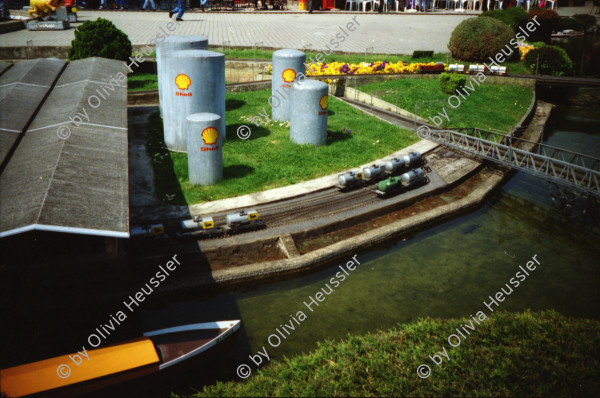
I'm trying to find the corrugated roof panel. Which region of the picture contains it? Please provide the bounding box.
[0,57,129,238]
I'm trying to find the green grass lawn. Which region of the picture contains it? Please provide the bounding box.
[128,73,159,92]
[148,89,419,205]
[190,310,600,397]
[358,77,533,132]
[148,77,533,205]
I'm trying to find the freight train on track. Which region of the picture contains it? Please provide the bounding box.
[131,152,432,240]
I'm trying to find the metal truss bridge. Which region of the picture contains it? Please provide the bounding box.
[416,126,600,198]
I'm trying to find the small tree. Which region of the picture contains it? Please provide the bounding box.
[481,7,528,34]
[448,17,515,62]
[527,8,560,43]
[68,18,132,62]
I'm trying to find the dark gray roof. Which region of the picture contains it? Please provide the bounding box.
[0,57,129,238]
[0,58,65,164]
[0,61,12,76]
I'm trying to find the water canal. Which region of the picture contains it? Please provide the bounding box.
[133,86,599,396]
[1,88,597,398]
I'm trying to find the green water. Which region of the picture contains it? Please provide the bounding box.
[139,88,600,393]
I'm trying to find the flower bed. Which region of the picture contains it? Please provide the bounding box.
[263,61,445,77]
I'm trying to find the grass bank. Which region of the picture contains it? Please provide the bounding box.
[191,310,600,397]
[357,77,533,132]
[147,89,418,204]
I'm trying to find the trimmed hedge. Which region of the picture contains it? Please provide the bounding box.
[448,17,515,62]
[195,311,600,397]
[558,17,584,32]
[481,7,528,33]
[68,18,132,62]
[523,45,573,76]
[572,14,598,32]
[528,8,560,43]
[439,72,467,95]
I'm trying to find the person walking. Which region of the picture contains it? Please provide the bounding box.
[169,0,185,21]
[143,0,156,10]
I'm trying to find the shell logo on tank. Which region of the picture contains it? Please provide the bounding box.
[319,95,328,110]
[282,68,296,83]
[201,127,219,146]
[175,74,191,90]
[318,95,328,115]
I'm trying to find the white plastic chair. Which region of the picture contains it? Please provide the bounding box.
[345,0,358,9]
[373,0,388,11]
[359,0,373,10]
[452,0,468,10]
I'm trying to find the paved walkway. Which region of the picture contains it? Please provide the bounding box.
[2,10,478,54]
[2,4,595,54]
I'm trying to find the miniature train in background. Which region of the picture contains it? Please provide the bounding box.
[336,151,430,196]
[420,63,508,76]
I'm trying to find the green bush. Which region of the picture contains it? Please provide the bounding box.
[572,14,598,32]
[439,72,467,95]
[481,7,528,33]
[68,18,132,62]
[196,311,600,397]
[528,8,560,43]
[558,17,584,32]
[448,17,515,62]
[524,45,573,76]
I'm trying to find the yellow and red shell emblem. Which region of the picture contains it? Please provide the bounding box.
[282,68,296,83]
[319,95,328,110]
[175,74,191,90]
[201,127,219,146]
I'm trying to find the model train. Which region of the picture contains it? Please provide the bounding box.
[336,151,424,191]
[375,167,429,197]
[421,62,508,76]
[179,209,263,238]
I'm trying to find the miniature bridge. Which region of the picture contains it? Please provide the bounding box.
[416,126,600,198]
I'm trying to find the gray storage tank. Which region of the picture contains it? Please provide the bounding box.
[156,36,208,114]
[186,112,223,185]
[162,49,225,152]
[289,79,328,147]
[400,168,425,186]
[271,49,306,122]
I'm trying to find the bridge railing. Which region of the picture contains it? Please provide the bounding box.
[418,127,600,197]
[449,127,600,173]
